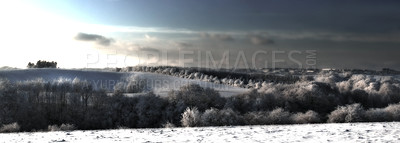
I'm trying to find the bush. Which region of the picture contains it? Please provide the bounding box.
[267,108,292,124]
[0,122,20,133]
[181,107,201,127]
[244,109,320,125]
[114,75,147,93]
[168,84,226,112]
[243,111,270,125]
[364,108,389,122]
[328,104,364,123]
[48,124,76,131]
[383,103,400,121]
[215,108,242,126]
[200,108,242,126]
[291,110,321,124]
[162,122,176,128]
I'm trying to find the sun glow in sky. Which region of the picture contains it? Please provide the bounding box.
[1,0,400,70]
[0,1,87,68]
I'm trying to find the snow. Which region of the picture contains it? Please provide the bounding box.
[1,122,399,142]
[130,72,248,96]
[0,69,248,96]
[0,68,125,84]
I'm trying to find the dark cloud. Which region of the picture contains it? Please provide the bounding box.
[138,47,160,52]
[75,33,114,46]
[201,33,234,41]
[248,34,274,45]
[176,42,193,47]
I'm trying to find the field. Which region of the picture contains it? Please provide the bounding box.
[1,122,399,143]
[0,68,248,96]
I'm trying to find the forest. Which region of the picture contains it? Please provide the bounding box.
[1,69,400,132]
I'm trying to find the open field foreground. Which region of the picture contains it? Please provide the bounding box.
[1,122,399,143]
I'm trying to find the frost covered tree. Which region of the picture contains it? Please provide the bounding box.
[168,84,225,111]
[200,108,242,126]
[181,107,201,127]
[328,104,364,123]
[291,110,321,124]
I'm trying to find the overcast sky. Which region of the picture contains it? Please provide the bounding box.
[1,0,399,70]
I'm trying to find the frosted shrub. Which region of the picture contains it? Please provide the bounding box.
[48,125,59,131]
[162,122,176,128]
[200,108,242,126]
[168,84,225,111]
[243,111,270,125]
[336,81,352,94]
[181,107,201,127]
[384,103,400,121]
[267,108,291,124]
[364,108,389,122]
[113,75,146,93]
[48,124,76,131]
[217,108,242,126]
[200,108,219,126]
[314,72,341,84]
[0,122,20,133]
[126,75,146,93]
[328,104,364,123]
[364,103,400,122]
[60,124,76,131]
[291,110,321,124]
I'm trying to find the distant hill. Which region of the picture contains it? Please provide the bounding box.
[0,69,247,96]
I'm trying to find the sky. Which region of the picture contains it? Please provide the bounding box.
[0,0,399,70]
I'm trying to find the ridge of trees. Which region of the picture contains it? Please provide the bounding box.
[27,60,57,68]
[131,66,300,89]
[1,70,400,132]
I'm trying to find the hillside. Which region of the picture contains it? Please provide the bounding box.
[0,69,248,96]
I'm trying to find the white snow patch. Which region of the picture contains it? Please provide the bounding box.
[0,69,248,96]
[1,122,399,142]
[130,72,248,96]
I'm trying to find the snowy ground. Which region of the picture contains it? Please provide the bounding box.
[0,69,248,96]
[130,72,248,96]
[1,122,399,143]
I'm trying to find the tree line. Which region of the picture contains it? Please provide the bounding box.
[1,71,400,132]
[131,66,300,88]
[27,60,57,68]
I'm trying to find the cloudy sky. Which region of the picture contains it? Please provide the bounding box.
[1,0,399,70]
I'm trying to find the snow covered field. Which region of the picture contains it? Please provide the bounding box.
[0,69,248,96]
[0,69,125,83]
[1,122,399,143]
[130,72,248,96]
